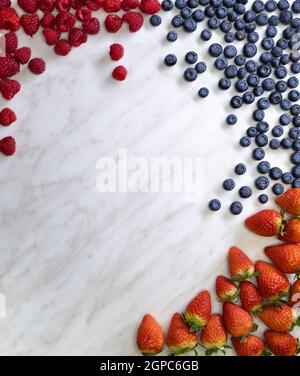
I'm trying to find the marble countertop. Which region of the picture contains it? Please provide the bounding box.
[0,3,299,355]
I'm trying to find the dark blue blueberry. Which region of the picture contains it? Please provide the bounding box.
[293,116,300,128]
[261,37,274,50]
[205,5,216,17]
[262,78,275,91]
[289,90,300,102]
[257,97,270,110]
[236,79,248,93]
[281,172,293,184]
[244,10,256,23]
[247,31,259,43]
[201,29,212,41]
[165,54,177,66]
[260,52,273,64]
[161,0,174,10]
[258,194,269,203]
[235,30,246,41]
[279,114,291,126]
[275,66,287,79]
[272,125,283,137]
[291,104,300,116]
[292,1,300,13]
[208,17,220,29]
[269,167,282,180]
[276,38,288,50]
[184,68,198,81]
[243,43,257,58]
[219,77,231,90]
[230,201,243,215]
[269,91,282,105]
[228,10,238,22]
[240,136,251,147]
[181,7,193,18]
[253,86,265,97]
[278,0,290,10]
[292,179,300,188]
[235,163,246,175]
[239,186,252,199]
[245,23,256,33]
[187,0,199,7]
[234,55,246,66]
[209,199,221,211]
[209,43,223,57]
[275,80,288,93]
[280,99,291,111]
[248,74,260,87]
[195,61,207,73]
[224,45,237,59]
[216,6,228,19]
[172,15,184,27]
[233,3,245,15]
[175,0,187,8]
[234,19,245,30]
[185,51,198,64]
[281,138,292,149]
[266,26,277,37]
[288,77,299,89]
[257,64,271,78]
[220,20,231,33]
[252,148,265,160]
[272,46,283,58]
[291,151,300,165]
[225,65,238,78]
[184,18,197,32]
[223,0,234,7]
[271,57,280,68]
[270,139,281,149]
[268,15,279,26]
[223,178,235,191]
[255,133,268,147]
[257,161,270,174]
[224,31,235,43]
[226,114,237,125]
[252,0,265,13]
[243,92,255,104]
[280,54,289,65]
[279,10,293,24]
[256,13,269,26]
[255,176,270,190]
[253,110,265,123]
[167,31,178,42]
[215,57,228,70]
[245,60,258,73]
[289,128,300,140]
[193,9,205,22]
[210,0,222,7]
[231,96,243,109]
[199,0,209,4]
[150,15,162,26]
[237,67,247,79]
[198,87,209,97]
[272,183,284,195]
[247,127,257,137]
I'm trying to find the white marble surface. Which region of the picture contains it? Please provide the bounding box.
[0,2,299,355]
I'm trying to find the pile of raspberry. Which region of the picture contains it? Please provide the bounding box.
[0,0,161,156]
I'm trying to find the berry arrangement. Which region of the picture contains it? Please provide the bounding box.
[136,187,300,357]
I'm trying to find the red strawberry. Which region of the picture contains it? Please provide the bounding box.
[232,335,269,356]
[200,314,228,355]
[0,7,20,31]
[289,280,300,307]
[240,281,263,314]
[222,302,255,338]
[259,304,299,332]
[0,136,16,156]
[0,107,16,126]
[228,246,256,282]
[265,243,300,276]
[18,0,39,13]
[136,314,164,356]
[0,78,21,100]
[0,56,19,79]
[279,218,300,243]
[122,11,143,32]
[276,188,300,216]
[182,290,211,332]
[264,330,299,356]
[245,210,284,237]
[43,28,61,46]
[20,14,40,37]
[255,261,290,301]
[14,47,31,64]
[4,32,18,54]
[166,313,197,355]
[215,276,239,302]
[139,0,160,14]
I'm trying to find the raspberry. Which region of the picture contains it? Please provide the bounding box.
[82,17,100,34]
[86,0,104,10]
[121,0,139,11]
[0,108,16,126]
[56,11,75,32]
[0,56,20,78]
[75,7,91,22]
[112,65,127,81]
[0,0,12,7]
[20,14,40,37]
[28,58,46,74]
[41,12,55,28]
[55,0,71,11]
[0,7,20,31]
[0,78,21,100]
[54,39,71,55]
[14,47,31,64]
[43,28,61,45]
[5,32,18,54]
[68,27,87,47]
[109,43,124,61]
[103,0,121,12]
[139,0,160,14]
[71,0,86,8]
[122,11,143,32]
[39,0,55,12]
[104,14,122,32]
[17,0,39,13]
[0,136,16,156]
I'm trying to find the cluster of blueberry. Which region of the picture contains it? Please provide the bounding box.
[149,0,300,215]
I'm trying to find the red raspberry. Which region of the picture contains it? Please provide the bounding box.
[43,28,61,45]
[54,39,71,56]
[0,78,21,100]
[103,0,121,12]
[14,47,31,64]
[104,14,122,32]
[0,56,20,78]
[86,0,104,9]
[122,11,143,32]
[56,11,75,32]
[82,17,100,34]
[20,14,40,37]
[71,0,86,8]
[0,136,16,156]
[0,7,20,31]
[28,58,46,74]
[0,108,16,126]
[17,0,39,13]
[5,32,18,54]
[68,27,87,47]
[41,12,55,28]
[39,0,55,12]
[0,0,12,7]
[121,0,139,11]
[109,43,124,61]
[55,0,71,11]
[75,7,91,22]
[112,65,127,81]
[139,0,160,14]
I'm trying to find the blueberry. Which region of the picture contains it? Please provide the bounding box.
[172,15,184,27]
[220,20,231,33]
[243,92,255,104]
[184,18,197,32]
[184,68,198,81]
[253,148,265,160]
[292,1,300,12]
[293,116,300,128]
[236,80,248,93]
[272,46,283,58]
[223,0,234,7]
[272,183,284,195]
[281,172,293,184]
[219,78,231,90]
[226,114,237,125]
[262,78,275,91]
[269,167,282,180]
[224,45,237,59]
[270,139,281,149]
[240,136,251,147]
[281,138,292,149]
[243,43,257,58]
[239,186,252,198]
[175,0,187,8]
[257,161,271,174]
[193,9,205,22]
[235,163,246,175]
[253,109,264,121]
[252,1,265,13]
[167,31,178,42]
[291,152,300,165]
[235,55,246,66]
[248,75,260,88]
[247,127,257,137]
[280,99,291,111]
[256,13,269,26]
[165,54,177,66]
[198,87,209,97]
[277,38,288,49]
[208,17,220,29]
[260,52,273,65]
[255,176,270,190]
[230,201,243,215]
[279,10,293,24]
[215,57,228,70]
[244,10,256,23]
[150,15,162,26]
[235,30,246,41]
[211,0,221,7]
[257,120,270,134]
[289,128,300,140]
[161,0,174,10]
[279,114,290,126]
[246,60,258,73]
[234,19,245,30]
[292,179,300,188]
[258,194,269,203]
[224,31,235,43]
[245,23,256,34]
[181,7,192,18]
[187,0,199,8]
[228,10,238,22]
[257,98,270,110]
[185,51,198,64]
[293,139,300,151]
[225,65,238,79]
[247,31,259,43]
[288,90,300,102]
[278,0,290,10]
[275,80,288,93]
[209,43,223,57]
[275,66,287,79]
[223,178,235,191]
[231,96,243,109]
[255,134,268,147]
[201,29,212,41]
[257,64,271,78]
[272,125,283,137]
[195,61,207,73]
[209,199,221,211]
[205,5,216,17]
[266,26,277,37]
[280,54,289,65]
[199,0,209,4]
[233,3,245,15]
[291,104,300,116]
[253,86,265,97]
[268,15,279,26]
[269,91,282,105]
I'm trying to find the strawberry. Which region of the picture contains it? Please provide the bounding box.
[265,243,300,276]
[200,314,228,355]
[276,188,300,216]
[215,276,239,302]
[228,246,256,282]
[139,0,160,14]
[166,313,197,355]
[259,304,300,332]
[0,78,21,100]
[0,7,20,31]
[245,209,284,237]
[264,330,299,356]
[279,218,300,243]
[0,56,20,79]
[289,280,300,307]
[222,302,255,338]
[20,14,40,37]
[240,281,263,314]
[136,314,164,356]
[232,335,269,356]
[255,261,290,301]
[182,290,211,332]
